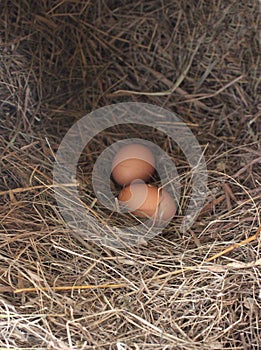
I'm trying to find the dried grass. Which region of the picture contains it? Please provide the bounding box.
[0,0,260,349]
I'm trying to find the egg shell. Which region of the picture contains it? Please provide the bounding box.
[118,183,176,221]
[111,144,155,186]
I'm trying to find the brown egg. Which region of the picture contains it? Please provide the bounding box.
[118,183,176,221]
[112,144,155,186]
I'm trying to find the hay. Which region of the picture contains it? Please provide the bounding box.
[0,0,260,349]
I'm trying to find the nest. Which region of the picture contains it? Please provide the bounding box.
[0,1,260,349]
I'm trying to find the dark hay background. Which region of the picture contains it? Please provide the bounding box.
[0,1,260,349]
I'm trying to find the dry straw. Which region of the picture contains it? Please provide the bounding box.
[0,1,260,349]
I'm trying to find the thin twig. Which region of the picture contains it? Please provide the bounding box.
[0,183,78,196]
[14,283,126,294]
[112,34,206,96]
[152,225,261,281]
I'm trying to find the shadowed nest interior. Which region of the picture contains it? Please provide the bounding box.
[0,1,260,349]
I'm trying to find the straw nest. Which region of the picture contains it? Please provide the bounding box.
[0,1,260,349]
